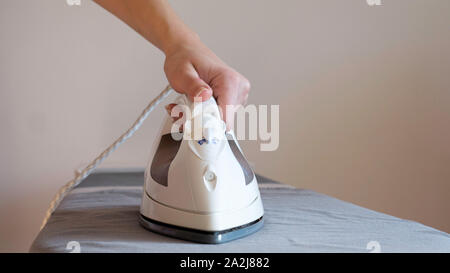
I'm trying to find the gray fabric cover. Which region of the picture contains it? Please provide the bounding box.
[30,172,450,253]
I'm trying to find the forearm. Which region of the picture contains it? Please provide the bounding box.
[94,0,250,128]
[93,0,200,55]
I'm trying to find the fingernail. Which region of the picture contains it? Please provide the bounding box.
[196,87,209,96]
[193,88,210,101]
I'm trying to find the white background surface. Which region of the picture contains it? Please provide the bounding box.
[1,0,449,252]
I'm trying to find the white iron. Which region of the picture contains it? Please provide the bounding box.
[139,95,264,243]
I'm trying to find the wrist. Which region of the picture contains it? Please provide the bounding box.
[162,28,203,57]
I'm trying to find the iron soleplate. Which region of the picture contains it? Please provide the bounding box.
[139,214,264,244]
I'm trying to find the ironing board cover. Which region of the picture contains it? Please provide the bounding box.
[30,172,450,252]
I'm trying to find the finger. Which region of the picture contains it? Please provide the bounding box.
[213,74,250,131]
[165,103,183,121]
[165,103,185,132]
[215,81,240,131]
[243,93,249,106]
[218,97,238,132]
[168,63,213,102]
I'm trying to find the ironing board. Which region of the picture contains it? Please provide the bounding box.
[30,172,450,253]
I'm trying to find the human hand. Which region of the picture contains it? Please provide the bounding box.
[163,39,250,130]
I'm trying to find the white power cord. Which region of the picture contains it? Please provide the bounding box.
[40,84,173,230]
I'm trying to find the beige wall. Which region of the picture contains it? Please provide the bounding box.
[1,0,449,252]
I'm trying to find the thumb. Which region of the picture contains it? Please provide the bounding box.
[168,63,212,102]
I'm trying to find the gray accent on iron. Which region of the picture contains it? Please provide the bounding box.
[150,133,182,187]
[226,133,255,185]
[139,214,264,244]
